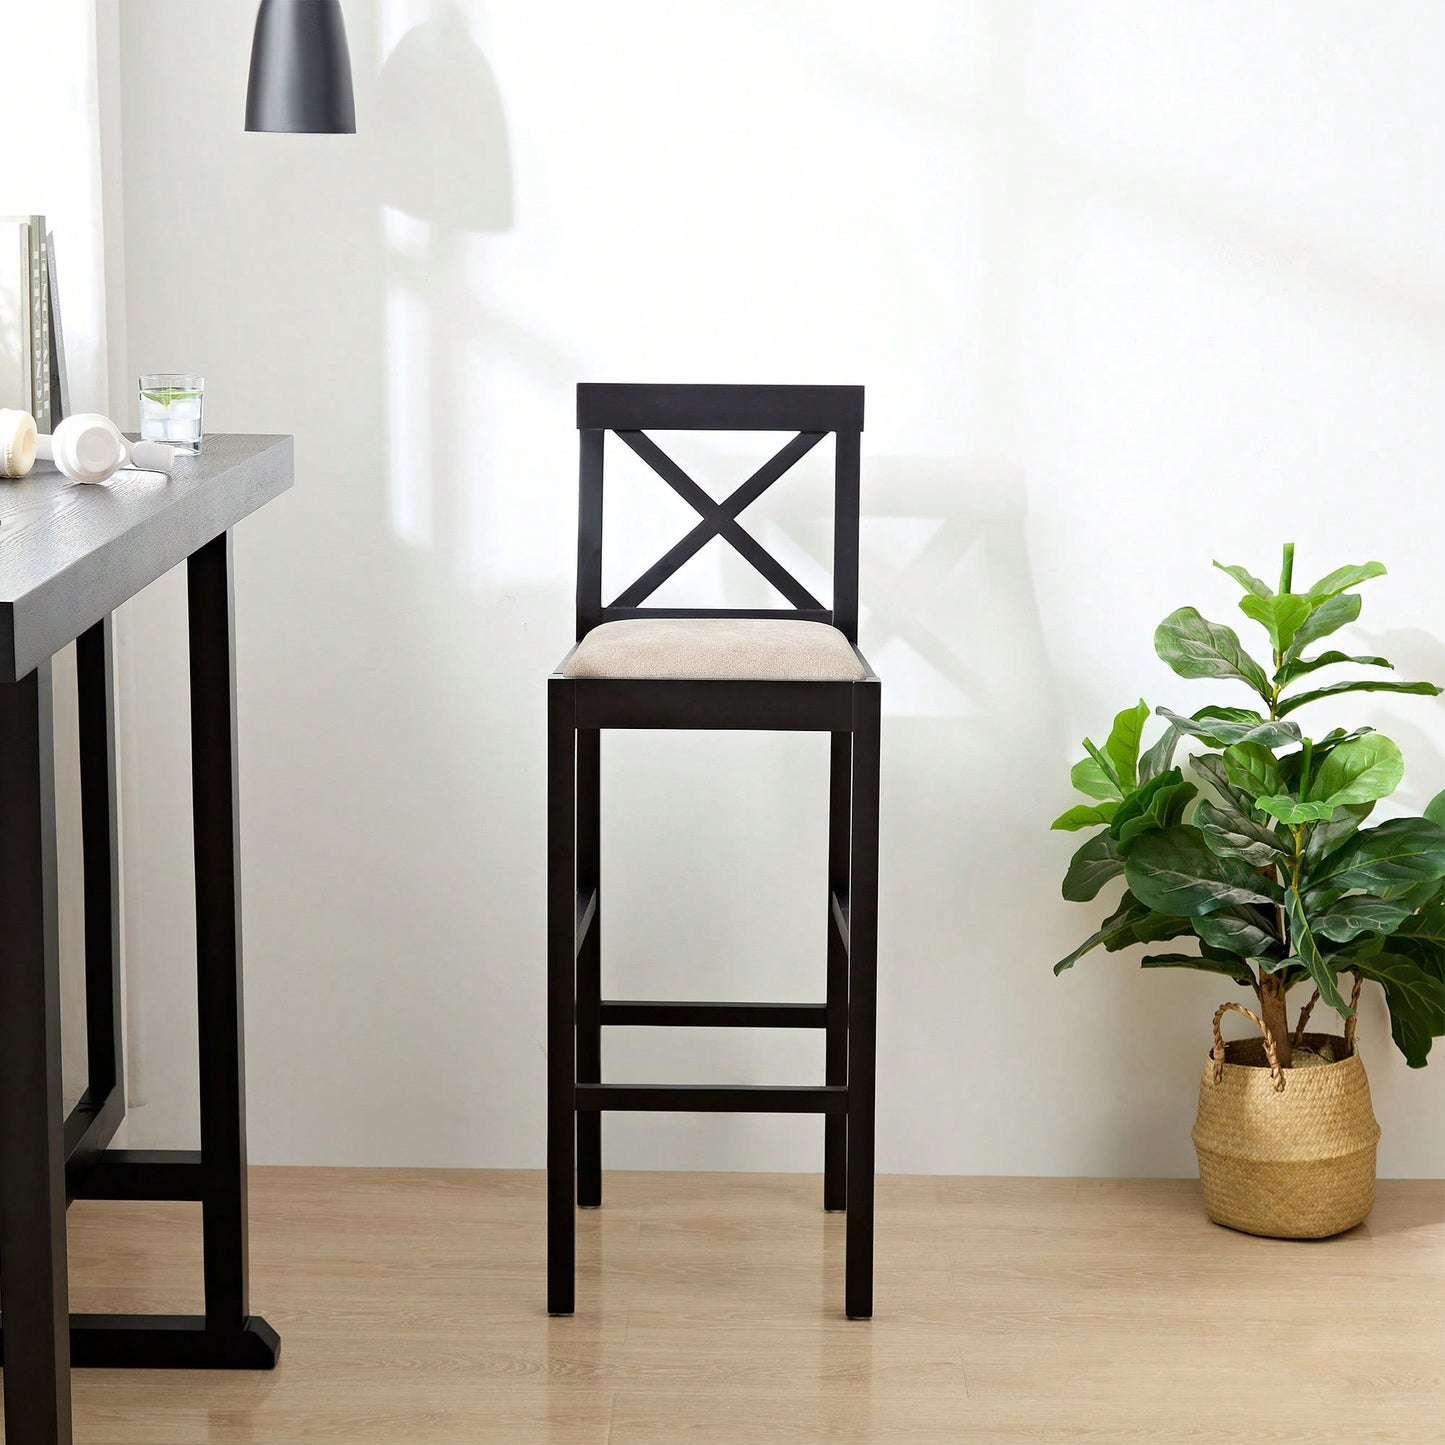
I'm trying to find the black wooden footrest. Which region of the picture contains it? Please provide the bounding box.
[0,1314,279,1369]
[575,1084,847,1113]
[599,1000,827,1028]
[74,1148,204,1201]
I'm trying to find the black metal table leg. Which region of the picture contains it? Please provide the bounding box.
[824,730,852,1213]
[187,531,279,1365]
[79,618,124,1112]
[0,660,74,1444]
[547,679,577,1314]
[845,682,880,1320]
[576,727,602,1208]
[59,617,129,1197]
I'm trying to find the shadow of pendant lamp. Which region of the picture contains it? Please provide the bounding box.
[246,0,356,133]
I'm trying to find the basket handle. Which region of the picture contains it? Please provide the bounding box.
[1211,1001,1285,1092]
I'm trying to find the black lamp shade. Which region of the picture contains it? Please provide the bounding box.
[245,0,356,134]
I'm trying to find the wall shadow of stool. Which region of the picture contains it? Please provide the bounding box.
[547,384,880,1319]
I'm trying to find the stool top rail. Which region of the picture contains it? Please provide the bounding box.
[574,384,864,642]
[0,433,293,682]
[577,383,863,433]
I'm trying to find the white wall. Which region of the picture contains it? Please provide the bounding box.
[2,0,120,1107]
[109,0,1445,1176]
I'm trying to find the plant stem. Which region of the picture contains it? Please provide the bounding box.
[1293,988,1320,1046]
[1266,545,1297,718]
[1259,825,1308,1070]
[1259,973,1293,1067]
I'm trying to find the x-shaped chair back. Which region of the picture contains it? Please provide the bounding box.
[575,384,865,642]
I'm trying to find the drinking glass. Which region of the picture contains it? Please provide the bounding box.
[138,374,205,454]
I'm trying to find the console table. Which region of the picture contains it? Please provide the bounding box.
[0,434,292,1444]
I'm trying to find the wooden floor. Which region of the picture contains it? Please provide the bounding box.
[4,1170,1441,1442]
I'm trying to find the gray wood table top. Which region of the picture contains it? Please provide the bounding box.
[0,433,293,682]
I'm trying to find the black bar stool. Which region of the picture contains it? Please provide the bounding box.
[547,383,880,1319]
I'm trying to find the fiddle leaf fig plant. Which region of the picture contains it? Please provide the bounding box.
[1053,545,1445,1069]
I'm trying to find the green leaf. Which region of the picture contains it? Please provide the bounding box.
[1303,561,1387,605]
[1331,932,1387,965]
[1194,705,1266,726]
[1239,592,1313,654]
[1307,817,1445,897]
[1074,737,1124,802]
[1383,878,1443,914]
[1155,706,1300,750]
[1100,903,1194,952]
[1277,679,1442,715]
[1223,741,1284,801]
[1304,802,1374,866]
[1062,831,1124,902]
[1124,825,1281,918]
[1137,723,1180,784]
[1284,887,1351,1016]
[1212,561,1272,599]
[1312,726,1377,758]
[1313,895,1415,943]
[1283,733,1380,793]
[141,387,202,405]
[1070,754,1120,802]
[1103,701,1150,793]
[1255,794,1342,825]
[1193,904,1281,960]
[1051,895,1150,976]
[1389,941,1445,998]
[1154,607,1272,701]
[1392,900,1445,951]
[1350,954,1445,1067]
[1276,651,1393,685]
[1052,802,1119,832]
[1141,951,1257,984]
[1424,791,1445,830]
[1311,735,1404,808]
[1282,592,1362,662]
[1110,769,1198,850]
[1189,753,1249,810]
[1082,737,1120,787]
[1194,796,1288,866]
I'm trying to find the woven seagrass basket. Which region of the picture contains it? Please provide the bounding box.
[1192,999,1380,1240]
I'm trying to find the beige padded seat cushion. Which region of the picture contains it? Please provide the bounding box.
[563,618,867,682]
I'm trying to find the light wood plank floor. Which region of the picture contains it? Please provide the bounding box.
[3,1170,1440,1442]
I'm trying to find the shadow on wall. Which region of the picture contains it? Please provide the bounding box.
[590,449,1070,1173]
[373,4,513,234]
[120,0,584,1159]
[1355,626,1445,810]
[615,451,1152,1176]
[373,2,513,569]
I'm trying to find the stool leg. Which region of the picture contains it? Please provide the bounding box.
[576,729,602,1208]
[547,680,577,1314]
[824,731,851,1212]
[845,683,880,1320]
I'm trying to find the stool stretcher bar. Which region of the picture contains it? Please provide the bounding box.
[575,1084,849,1113]
[599,1000,828,1028]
